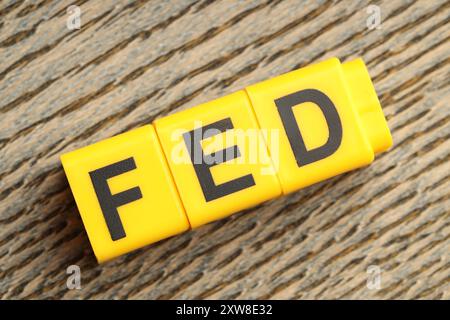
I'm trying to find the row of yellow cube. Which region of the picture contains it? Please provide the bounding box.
[61,57,392,263]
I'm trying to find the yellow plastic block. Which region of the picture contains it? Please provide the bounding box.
[245,58,392,194]
[154,91,282,228]
[60,125,190,263]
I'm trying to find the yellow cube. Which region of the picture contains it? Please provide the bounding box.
[154,91,282,228]
[60,125,190,263]
[245,58,392,194]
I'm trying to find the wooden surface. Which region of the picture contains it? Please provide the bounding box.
[0,0,449,300]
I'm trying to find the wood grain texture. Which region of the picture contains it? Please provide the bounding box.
[0,0,449,299]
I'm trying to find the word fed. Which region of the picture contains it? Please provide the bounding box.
[61,58,393,263]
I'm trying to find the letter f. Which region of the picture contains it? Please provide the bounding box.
[89,157,142,241]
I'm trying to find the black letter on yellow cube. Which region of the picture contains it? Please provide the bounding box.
[275,89,342,166]
[183,118,255,202]
[89,157,142,241]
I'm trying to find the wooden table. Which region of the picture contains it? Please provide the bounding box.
[0,0,449,299]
